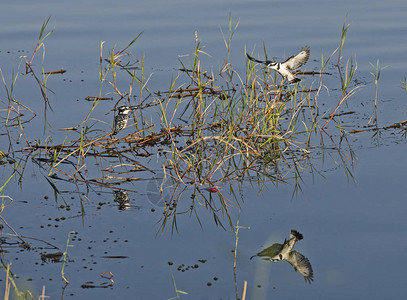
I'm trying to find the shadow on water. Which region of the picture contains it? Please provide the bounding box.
[1,14,407,299]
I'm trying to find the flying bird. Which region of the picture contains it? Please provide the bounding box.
[250,229,313,284]
[247,47,310,84]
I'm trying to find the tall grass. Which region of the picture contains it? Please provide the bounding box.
[1,15,359,233]
[401,77,407,95]
[369,59,387,125]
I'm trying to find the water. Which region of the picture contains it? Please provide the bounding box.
[1,0,407,299]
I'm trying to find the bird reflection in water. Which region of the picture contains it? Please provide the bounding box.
[113,190,130,210]
[250,229,313,284]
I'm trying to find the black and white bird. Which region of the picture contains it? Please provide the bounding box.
[114,190,130,210]
[112,106,134,137]
[250,229,314,284]
[247,47,310,84]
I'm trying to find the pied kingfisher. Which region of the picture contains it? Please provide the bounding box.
[114,190,130,210]
[112,106,134,137]
[250,229,314,284]
[247,46,310,84]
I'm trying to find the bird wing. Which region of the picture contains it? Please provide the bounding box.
[285,250,314,284]
[246,53,273,65]
[283,47,310,70]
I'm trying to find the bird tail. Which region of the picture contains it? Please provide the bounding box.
[246,53,266,64]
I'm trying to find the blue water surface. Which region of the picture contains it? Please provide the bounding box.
[1,0,407,299]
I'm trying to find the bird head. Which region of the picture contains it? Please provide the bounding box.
[117,105,136,115]
[262,62,278,70]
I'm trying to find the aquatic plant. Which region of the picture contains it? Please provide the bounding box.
[401,77,407,95]
[1,15,360,235]
[370,59,388,125]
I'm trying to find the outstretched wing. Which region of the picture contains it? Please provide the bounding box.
[246,53,273,65]
[283,47,310,70]
[285,250,314,284]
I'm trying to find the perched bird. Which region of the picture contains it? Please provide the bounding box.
[250,229,314,284]
[112,106,134,137]
[247,47,310,84]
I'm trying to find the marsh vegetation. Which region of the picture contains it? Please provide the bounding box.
[1,14,406,299]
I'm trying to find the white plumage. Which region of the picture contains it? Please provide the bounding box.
[112,106,133,137]
[247,47,310,84]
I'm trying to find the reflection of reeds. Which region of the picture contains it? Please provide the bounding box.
[153,19,362,231]
[0,196,53,299]
[2,16,360,233]
[2,262,47,300]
